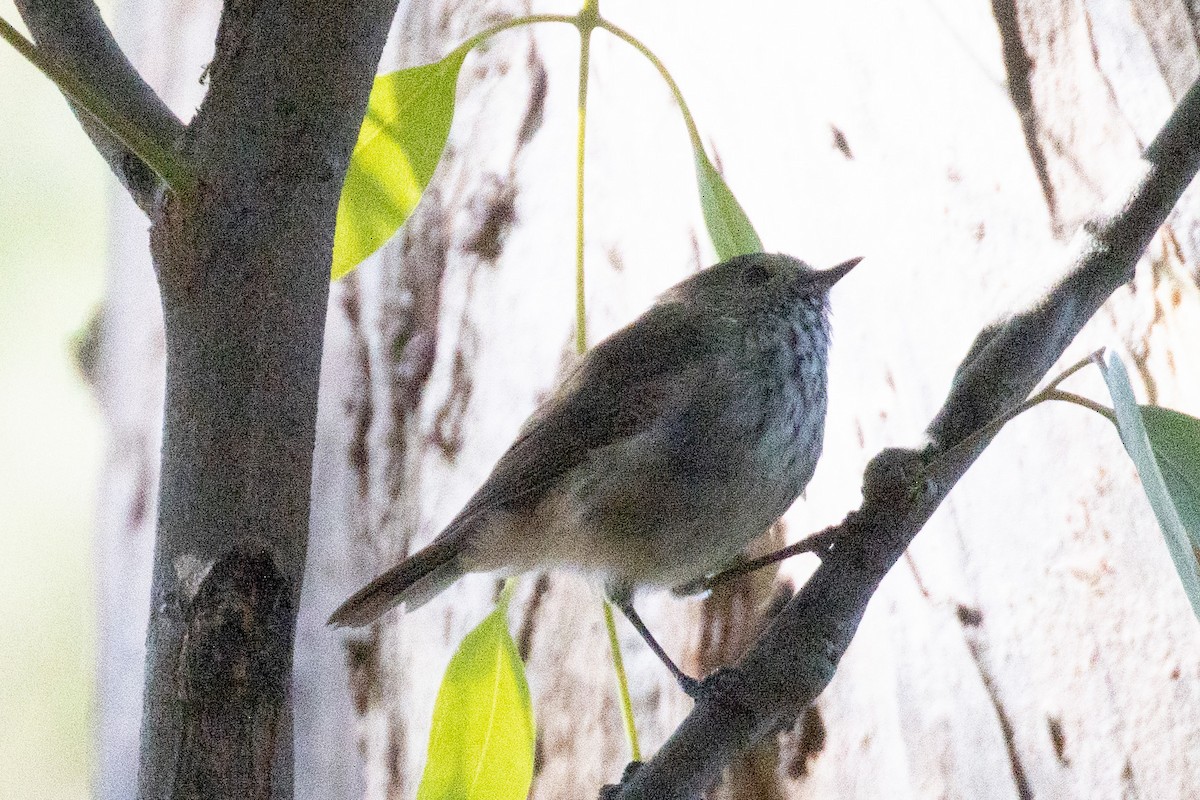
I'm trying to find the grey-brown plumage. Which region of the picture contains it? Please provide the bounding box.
[329,252,857,688]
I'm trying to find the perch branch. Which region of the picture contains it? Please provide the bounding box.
[605,74,1200,800]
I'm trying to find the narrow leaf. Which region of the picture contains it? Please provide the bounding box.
[694,150,762,261]
[332,48,469,280]
[1140,405,1200,549]
[1100,352,1200,618]
[416,588,535,800]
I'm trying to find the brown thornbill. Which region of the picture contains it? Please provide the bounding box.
[329,252,860,695]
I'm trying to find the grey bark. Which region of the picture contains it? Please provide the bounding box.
[25,0,400,797]
[142,2,400,796]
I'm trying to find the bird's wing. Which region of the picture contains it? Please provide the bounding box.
[447,300,734,526]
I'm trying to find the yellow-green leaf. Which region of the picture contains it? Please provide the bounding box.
[416,585,535,800]
[332,48,469,280]
[1100,352,1200,618]
[695,150,762,261]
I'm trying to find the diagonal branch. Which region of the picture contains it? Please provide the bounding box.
[13,0,190,210]
[605,75,1200,800]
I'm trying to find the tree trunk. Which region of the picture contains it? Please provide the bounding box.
[71,0,398,796]
[93,1,1200,798]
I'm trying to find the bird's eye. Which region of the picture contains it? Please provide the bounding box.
[743,261,771,287]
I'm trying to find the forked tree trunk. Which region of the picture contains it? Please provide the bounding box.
[93,1,1200,798]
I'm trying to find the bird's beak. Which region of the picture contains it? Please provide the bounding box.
[819,256,862,286]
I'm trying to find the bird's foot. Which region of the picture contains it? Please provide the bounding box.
[599,761,643,799]
[679,665,752,711]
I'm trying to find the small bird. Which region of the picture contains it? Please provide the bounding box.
[329,252,858,695]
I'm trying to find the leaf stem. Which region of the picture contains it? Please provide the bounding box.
[577,0,640,761]
[499,576,518,609]
[456,10,601,352]
[0,14,195,195]
[1042,349,1105,393]
[1043,389,1118,423]
[603,601,641,762]
[455,13,578,55]
[456,9,690,762]
[594,20,704,154]
[574,8,595,353]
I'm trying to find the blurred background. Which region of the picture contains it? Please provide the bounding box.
[0,3,107,797]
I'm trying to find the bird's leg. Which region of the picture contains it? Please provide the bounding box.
[670,554,747,597]
[611,596,703,698]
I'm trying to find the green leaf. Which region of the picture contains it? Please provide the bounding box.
[332,48,469,280]
[1140,405,1200,549]
[416,584,535,800]
[1099,352,1200,618]
[694,150,762,261]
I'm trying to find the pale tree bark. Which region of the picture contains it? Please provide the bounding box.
[88,9,216,796]
[89,1,1200,799]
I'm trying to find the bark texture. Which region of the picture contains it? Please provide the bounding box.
[74,0,398,796]
[93,0,1200,798]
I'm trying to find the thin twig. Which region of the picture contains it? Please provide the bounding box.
[11,0,192,206]
[699,522,843,592]
[1044,389,1118,422]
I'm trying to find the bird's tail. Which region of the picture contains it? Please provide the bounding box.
[327,528,469,628]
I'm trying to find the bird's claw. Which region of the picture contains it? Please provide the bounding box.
[599,761,643,799]
[680,665,752,712]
